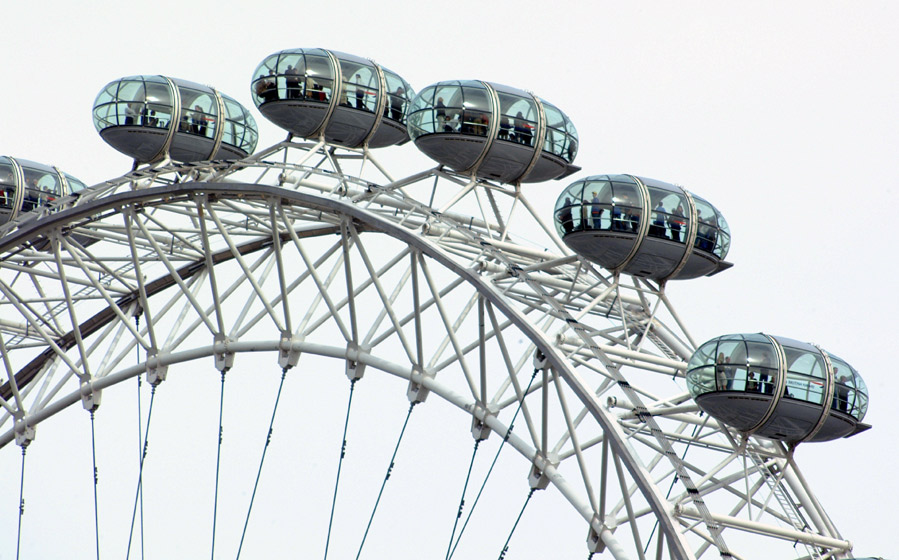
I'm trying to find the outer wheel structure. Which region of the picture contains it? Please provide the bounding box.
[0,141,854,559]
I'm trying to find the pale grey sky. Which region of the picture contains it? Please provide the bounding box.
[1,1,896,557]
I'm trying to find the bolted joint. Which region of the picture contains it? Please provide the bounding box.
[406,366,434,404]
[278,331,302,370]
[345,342,369,381]
[528,453,557,490]
[586,517,607,554]
[533,348,548,370]
[80,382,102,412]
[14,419,35,448]
[470,403,496,441]
[214,334,235,372]
[146,349,167,386]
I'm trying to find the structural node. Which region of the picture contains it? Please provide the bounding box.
[251,48,414,149]
[407,80,580,184]
[93,75,258,163]
[686,333,870,443]
[555,174,731,280]
[0,156,87,225]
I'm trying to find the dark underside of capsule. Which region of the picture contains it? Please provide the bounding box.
[695,392,868,443]
[562,229,730,280]
[414,135,577,184]
[260,100,407,149]
[100,127,169,163]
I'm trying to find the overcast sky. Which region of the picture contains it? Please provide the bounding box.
[1,1,896,557]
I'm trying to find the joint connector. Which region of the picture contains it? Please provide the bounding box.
[586,518,607,554]
[533,348,548,370]
[470,403,495,441]
[15,420,35,448]
[345,342,369,381]
[528,453,556,490]
[406,366,434,404]
[146,349,167,386]
[278,332,303,370]
[214,335,235,372]
[80,382,102,412]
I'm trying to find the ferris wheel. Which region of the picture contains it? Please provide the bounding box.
[0,49,876,560]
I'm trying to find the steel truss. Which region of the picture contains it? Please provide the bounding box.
[0,139,853,559]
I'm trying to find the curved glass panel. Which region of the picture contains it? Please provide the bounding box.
[338,58,378,113]
[647,187,689,244]
[693,195,730,259]
[408,81,491,137]
[64,174,87,194]
[829,355,867,420]
[383,69,413,123]
[221,95,258,154]
[175,83,217,139]
[19,162,60,213]
[781,344,826,404]
[92,76,173,133]
[554,180,586,235]
[0,157,16,212]
[686,340,718,396]
[542,101,578,162]
[496,92,536,146]
[252,49,335,106]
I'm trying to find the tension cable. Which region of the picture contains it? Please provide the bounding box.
[323,378,358,560]
[235,367,290,559]
[355,401,418,560]
[447,367,539,560]
[125,383,158,560]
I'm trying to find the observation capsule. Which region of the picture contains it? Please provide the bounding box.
[686,334,870,443]
[554,174,731,280]
[0,156,87,225]
[251,48,414,149]
[406,81,580,184]
[93,76,258,163]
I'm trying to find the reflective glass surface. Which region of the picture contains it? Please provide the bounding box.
[93,75,174,133]
[541,101,578,162]
[554,175,642,236]
[252,49,335,106]
[0,157,16,212]
[221,94,258,153]
[382,68,413,124]
[687,334,869,423]
[692,195,730,259]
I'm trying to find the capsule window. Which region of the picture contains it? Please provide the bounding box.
[647,187,689,244]
[555,181,585,235]
[339,60,378,113]
[497,92,536,146]
[304,54,334,103]
[383,71,410,123]
[782,346,826,404]
[0,159,15,211]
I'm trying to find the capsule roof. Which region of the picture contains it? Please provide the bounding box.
[251,48,414,149]
[93,75,258,163]
[0,156,87,226]
[407,80,580,184]
[686,333,870,443]
[554,174,731,280]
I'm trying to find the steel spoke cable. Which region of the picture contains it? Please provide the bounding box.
[323,378,357,560]
[235,367,289,560]
[496,488,536,560]
[447,368,539,560]
[90,409,101,560]
[125,384,158,560]
[444,439,481,560]
[15,444,27,560]
[355,402,418,560]
[210,368,228,560]
[135,315,145,560]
